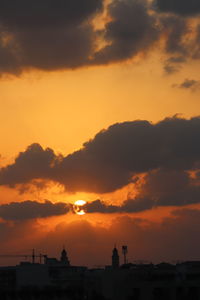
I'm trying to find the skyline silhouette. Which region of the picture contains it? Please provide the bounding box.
[0,246,199,299]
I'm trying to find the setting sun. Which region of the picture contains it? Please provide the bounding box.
[73,200,87,215]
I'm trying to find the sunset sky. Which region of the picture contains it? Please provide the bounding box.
[0,0,200,267]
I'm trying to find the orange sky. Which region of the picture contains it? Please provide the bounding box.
[1,56,200,165]
[0,0,200,266]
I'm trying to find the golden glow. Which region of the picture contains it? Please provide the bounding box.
[1,53,200,222]
[74,200,87,206]
[73,200,87,215]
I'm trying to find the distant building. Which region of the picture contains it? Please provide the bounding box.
[92,262,200,300]
[60,247,70,266]
[45,247,70,266]
[112,247,119,269]
[0,247,200,299]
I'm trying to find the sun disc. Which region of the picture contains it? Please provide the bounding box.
[74,200,86,206]
[73,200,87,215]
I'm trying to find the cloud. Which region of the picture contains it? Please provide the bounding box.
[0,0,199,74]
[164,63,180,74]
[0,143,57,186]
[85,198,154,213]
[164,56,187,74]
[133,168,200,208]
[0,0,103,74]
[0,0,161,74]
[173,79,200,90]
[0,0,103,29]
[2,168,200,222]
[0,0,157,74]
[86,200,119,213]
[2,117,200,193]
[154,0,200,16]
[158,15,192,73]
[161,16,188,55]
[0,200,69,220]
[85,167,200,212]
[54,116,200,193]
[156,15,200,73]
[1,169,199,222]
[93,0,159,64]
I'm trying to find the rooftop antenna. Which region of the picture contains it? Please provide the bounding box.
[122,245,128,265]
[32,249,35,264]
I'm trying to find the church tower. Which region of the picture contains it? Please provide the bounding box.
[60,247,70,266]
[112,246,119,269]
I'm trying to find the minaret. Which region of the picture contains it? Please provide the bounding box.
[60,247,70,266]
[112,246,119,269]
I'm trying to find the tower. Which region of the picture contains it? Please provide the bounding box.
[60,247,70,266]
[112,246,119,269]
[122,245,128,265]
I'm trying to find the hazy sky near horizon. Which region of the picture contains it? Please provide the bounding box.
[0,0,200,266]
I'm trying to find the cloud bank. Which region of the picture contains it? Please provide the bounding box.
[1,116,200,215]
[0,0,103,74]
[86,167,200,212]
[0,200,69,220]
[0,0,200,74]
[1,117,200,194]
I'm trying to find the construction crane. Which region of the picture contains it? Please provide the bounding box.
[0,249,47,264]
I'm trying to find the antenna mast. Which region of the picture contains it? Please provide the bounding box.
[122,245,128,264]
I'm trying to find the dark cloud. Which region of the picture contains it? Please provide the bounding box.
[156,14,200,73]
[0,0,199,74]
[0,143,57,186]
[192,25,200,59]
[0,200,69,220]
[94,0,159,64]
[163,56,187,74]
[161,16,188,55]
[54,117,200,193]
[85,168,200,212]
[2,168,200,222]
[154,0,200,16]
[86,200,119,213]
[133,168,200,209]
[0,0,103,73]
[85,198,153,214]
[2,117,200,193]
[15,24,95,70]
[0,0,103,29]
[86,198,154,213]
[174,78,200,90]
[159,15,191,73]
[164,63,180,74]
[167,56,187,64]
[0,0,162,74]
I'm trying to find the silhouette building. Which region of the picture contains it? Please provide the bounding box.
[112,246,119,269]
[60,247,70,266]
[0,247,200,299]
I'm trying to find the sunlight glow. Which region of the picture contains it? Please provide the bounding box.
[73,200,87,215]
